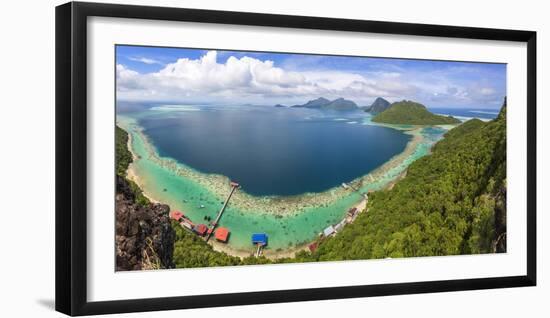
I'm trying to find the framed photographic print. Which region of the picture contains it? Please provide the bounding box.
[55,1,536,316]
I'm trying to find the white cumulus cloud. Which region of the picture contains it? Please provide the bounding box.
[116,50,503,107]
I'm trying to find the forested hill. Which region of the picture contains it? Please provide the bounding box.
[296,100,507,261]
[290,97,359,111]
[372,100,461,125]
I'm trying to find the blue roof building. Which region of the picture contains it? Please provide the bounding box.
[323,225,335,237]
[251,233,268,246]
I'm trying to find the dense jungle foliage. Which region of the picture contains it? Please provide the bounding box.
[116,125,150,207]
[116,125,133,176]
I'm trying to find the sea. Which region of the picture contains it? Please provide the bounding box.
[429,107,500,122]
[137,105,410,196]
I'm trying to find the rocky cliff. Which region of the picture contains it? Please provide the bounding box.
[115,176,175,271]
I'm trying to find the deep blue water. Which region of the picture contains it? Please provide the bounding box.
[137,106,411,196]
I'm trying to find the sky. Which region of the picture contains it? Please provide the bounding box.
[116,45,507,109]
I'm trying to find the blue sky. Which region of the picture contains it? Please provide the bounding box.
[116,45,506,109]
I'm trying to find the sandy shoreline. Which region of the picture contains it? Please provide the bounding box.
[119,117,444,259]
[126,132,159,204]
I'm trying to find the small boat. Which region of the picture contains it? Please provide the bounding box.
[199,204,205,209]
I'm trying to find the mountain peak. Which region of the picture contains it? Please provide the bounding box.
[364,97,391,114]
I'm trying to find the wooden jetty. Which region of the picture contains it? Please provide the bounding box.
[205,181,240,242]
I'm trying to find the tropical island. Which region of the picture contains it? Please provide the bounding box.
[289,97,359,111]
[115,97,506,270]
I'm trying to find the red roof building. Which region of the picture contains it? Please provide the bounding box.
[194,224,208,236]
[170,210,184,221]
[215,227,230,243]
[308,242,318,253]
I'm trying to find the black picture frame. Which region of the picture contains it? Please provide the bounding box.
[55,1,537,316]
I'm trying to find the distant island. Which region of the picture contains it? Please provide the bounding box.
[372,100,461,125]
[289,97,359,111]
[363,97,391,114]
[282,96,391,113]
[276,97,461,125]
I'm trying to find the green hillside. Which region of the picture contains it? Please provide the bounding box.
[372,100,461,125]
[116,126,133,176]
